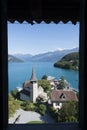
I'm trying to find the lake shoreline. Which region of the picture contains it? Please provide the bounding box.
[8,62,79,92]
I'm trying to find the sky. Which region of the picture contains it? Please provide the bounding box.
[7,21,80,55]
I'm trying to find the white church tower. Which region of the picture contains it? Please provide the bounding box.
[29,67,38,102]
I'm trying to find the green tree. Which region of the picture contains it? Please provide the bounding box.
[38,104,47,115]
[38,79,51,92]
[21,101,36,111]
[64,63,72,69]
[8,94,20,118]
[54,52,79,70]
[58,101,78,122]
[58,76,68,89]
[41,75,47,80]
[49,106,58,119]
[11,89,19,99]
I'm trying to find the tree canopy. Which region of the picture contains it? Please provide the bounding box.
[54,52,79,70]
[57,76,68,89]
[41,75,47,80]
[38,79,51,92]
[8,94,20,118]
[58,101,78,122]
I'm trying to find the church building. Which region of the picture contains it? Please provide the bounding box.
[20,67,47,103]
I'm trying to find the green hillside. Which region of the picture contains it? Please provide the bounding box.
[54,52,79,70]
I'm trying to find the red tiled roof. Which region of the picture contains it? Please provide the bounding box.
[51,90,78,102]
[23,81,30,88]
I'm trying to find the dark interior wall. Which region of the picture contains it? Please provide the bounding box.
[7,0,80,24]
[0,0,8,129]
[79,0,86,129]
[0,0,86,130]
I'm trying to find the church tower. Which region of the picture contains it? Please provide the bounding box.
[29,67,38,102]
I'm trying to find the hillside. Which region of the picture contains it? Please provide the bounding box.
[8,55,23,63]
[14,54,32,61]
[54,52,79,70]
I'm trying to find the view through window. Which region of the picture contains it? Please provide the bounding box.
[8,22,79,124]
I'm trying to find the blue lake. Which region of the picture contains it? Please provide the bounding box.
[8,62,79,92]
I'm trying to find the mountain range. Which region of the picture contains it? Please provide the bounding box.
[8,47,79,62]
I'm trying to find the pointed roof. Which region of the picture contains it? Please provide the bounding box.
[30,67,38,82]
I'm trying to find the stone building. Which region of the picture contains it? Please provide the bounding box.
[20,67,47,102]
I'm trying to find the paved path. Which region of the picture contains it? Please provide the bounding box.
[9,109,55,124]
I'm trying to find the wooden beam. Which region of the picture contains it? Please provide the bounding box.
[0,0,8,129]
[79,0,86,129]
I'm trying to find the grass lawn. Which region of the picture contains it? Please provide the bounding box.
[26,121,45,124]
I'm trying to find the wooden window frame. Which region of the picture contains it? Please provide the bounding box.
[0,0,86,130]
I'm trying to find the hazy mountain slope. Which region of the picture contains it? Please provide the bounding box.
[31,47,79,62]
[8,55,23,62]
[14,54,32,61]
[11,47,79,62]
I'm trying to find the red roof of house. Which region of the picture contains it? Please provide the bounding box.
[23,81,30,88]
[51,90,78,102]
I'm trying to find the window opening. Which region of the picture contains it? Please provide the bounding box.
[8,21,79,124]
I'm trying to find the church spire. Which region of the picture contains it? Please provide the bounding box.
[30,67,38,82]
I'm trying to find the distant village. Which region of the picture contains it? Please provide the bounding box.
[17,67,78,110]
